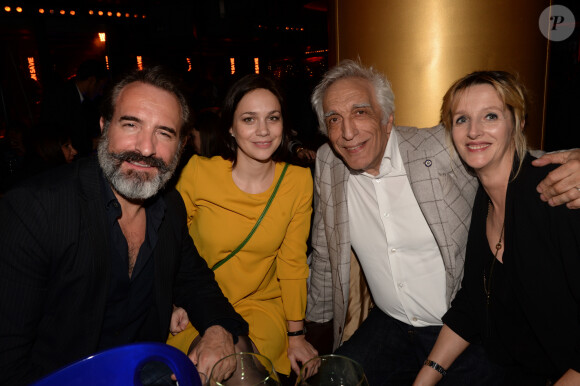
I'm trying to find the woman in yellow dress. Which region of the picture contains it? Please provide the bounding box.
[167,74,318,377]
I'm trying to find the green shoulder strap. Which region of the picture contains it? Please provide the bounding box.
[211,163,290,271]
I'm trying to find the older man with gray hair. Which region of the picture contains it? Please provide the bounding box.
[306,60,580,385]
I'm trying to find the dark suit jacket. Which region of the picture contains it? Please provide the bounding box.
[0,157,247,385]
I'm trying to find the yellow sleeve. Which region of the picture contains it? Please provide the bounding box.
[277,166,313,321]
[175,156,199,228]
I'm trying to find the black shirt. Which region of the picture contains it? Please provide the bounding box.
[443,154,580,381]
[98,174,166,350]
[475,211,548,373]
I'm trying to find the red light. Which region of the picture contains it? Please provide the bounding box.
[306,56,324,63]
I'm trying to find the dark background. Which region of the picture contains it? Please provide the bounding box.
[0,0,329,148]
[0,0,578,150]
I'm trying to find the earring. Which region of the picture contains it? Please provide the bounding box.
[231,132,235,137]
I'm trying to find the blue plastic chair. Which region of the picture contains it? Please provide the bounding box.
[32,342,202,386]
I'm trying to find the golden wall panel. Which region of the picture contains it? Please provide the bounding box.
[330,0,550,148]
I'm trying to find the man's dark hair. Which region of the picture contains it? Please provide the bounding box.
[101,66,191,140]
[195,109,220,157]
[76,59,108,81]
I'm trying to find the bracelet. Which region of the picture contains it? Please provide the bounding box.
[423,359,447,376]
[287,328,306,336]
[295,146,304,155]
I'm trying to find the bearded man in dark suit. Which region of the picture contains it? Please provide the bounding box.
[0,66,248,385]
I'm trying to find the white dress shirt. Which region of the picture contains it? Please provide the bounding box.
[347,130,447,326]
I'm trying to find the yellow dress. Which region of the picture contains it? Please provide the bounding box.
[167,155,312,374]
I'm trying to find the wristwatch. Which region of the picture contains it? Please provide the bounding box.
[287,328,307,336]
[424,359,447,376]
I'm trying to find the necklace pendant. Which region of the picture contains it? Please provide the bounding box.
[495,242,502,251]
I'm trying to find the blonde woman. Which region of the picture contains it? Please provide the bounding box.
[415,71,580,385]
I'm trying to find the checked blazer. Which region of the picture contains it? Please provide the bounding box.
[306,125,478,348]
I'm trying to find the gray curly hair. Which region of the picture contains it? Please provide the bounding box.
[311,59,395,134]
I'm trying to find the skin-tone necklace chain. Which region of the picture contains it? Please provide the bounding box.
[483,224,505,303]
[483,201,505,337]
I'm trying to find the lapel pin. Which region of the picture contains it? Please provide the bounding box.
[424,159,432,167]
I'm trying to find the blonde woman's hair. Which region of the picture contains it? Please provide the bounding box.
[441,70,528,176]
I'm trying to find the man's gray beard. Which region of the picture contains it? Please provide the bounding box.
[97,135,180,200]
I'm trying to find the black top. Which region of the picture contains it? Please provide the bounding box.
[98,174,162,349]
[443,153,580,380]
[465,196,550,372]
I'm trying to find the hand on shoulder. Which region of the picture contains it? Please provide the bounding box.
[533,149,580,209]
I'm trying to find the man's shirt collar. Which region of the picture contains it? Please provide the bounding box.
[100,171,166,224]
[357,129,404,179]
